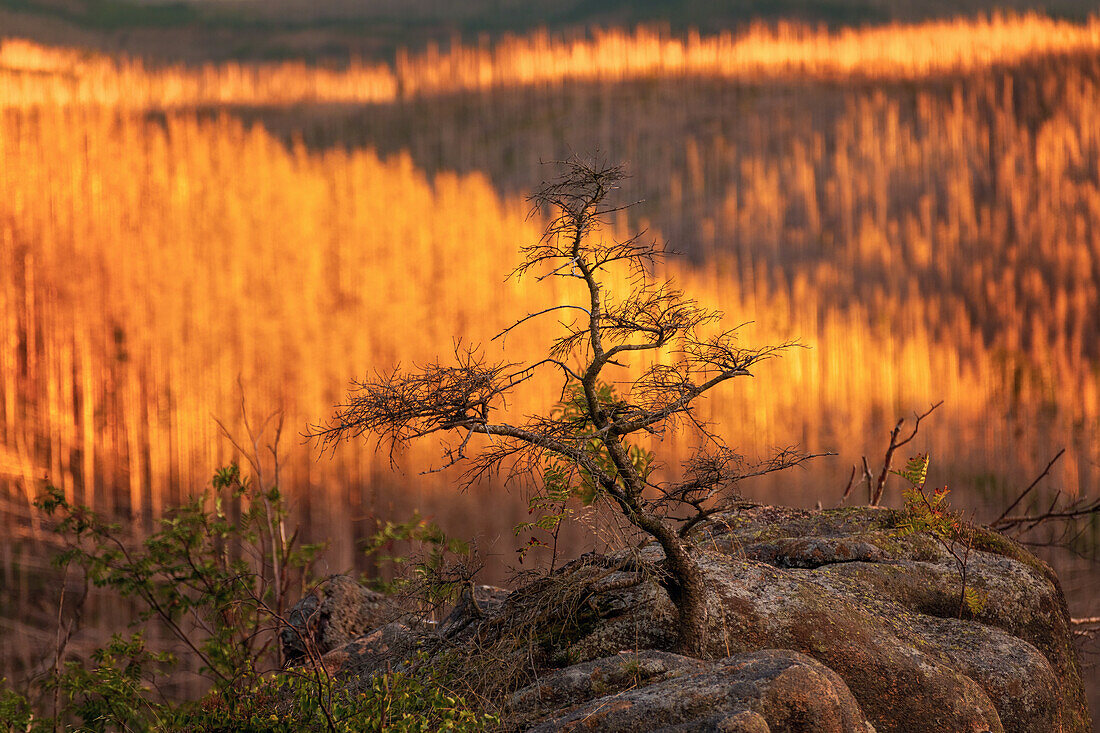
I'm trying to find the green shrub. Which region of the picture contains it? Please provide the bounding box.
[1,463,496,732]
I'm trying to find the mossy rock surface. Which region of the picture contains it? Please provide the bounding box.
[305,505,1092,733]
[509,505,1089,731]
[280,575,393,665]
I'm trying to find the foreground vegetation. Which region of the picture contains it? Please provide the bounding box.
[0,446,1087,730]
[0,464,496,732]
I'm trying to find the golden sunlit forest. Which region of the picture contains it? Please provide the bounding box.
[2,7,1100,726]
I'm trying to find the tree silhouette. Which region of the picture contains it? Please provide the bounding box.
[310,158,813,656]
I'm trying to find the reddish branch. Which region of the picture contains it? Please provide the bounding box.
[869,401,942,506]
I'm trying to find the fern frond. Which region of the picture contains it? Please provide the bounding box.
[892,454,929,488]
[963,586,988,615]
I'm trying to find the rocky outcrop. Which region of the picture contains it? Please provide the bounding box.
[280,575,392,665]
[316,583,511,677]
[295,505,1093,732]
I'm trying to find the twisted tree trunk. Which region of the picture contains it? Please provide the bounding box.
[635,513,710,658]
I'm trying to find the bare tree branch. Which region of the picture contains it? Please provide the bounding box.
[869,401,943,506]
[840,465,857,504]
[665,446,833,537]
[992,449,1066,526]
[992,497,1100,533]
[492,305,592,344]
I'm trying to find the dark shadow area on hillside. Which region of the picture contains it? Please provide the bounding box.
[2,0,1100,64]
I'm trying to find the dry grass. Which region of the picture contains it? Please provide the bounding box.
[0,106,1091,531]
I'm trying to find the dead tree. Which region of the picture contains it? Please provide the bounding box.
[309,158,813,657]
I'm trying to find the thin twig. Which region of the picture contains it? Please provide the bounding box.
[839,465,856,505]
[992,448,1066,526]
[492,305,592,343]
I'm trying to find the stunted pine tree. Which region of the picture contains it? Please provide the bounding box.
[311,159,810,656]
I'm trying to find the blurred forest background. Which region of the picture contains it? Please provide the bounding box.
[2,0,1100,721]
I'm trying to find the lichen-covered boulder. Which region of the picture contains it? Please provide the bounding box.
[513,505,1091,733]
[280,575,391,665]
[279,506,1092,733]
[509,649,875,732]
